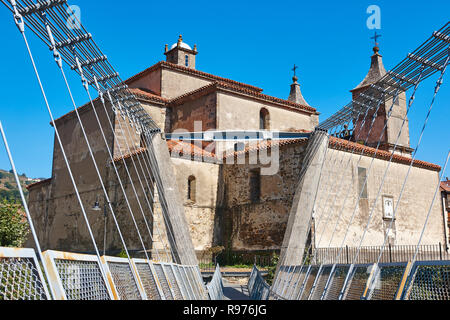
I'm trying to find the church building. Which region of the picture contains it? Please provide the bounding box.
[26,35,447,260]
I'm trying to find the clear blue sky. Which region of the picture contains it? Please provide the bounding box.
[0,0,449,178]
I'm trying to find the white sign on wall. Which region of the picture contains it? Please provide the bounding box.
[383,196,394,220]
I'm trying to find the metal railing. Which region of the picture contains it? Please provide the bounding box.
[313,243,449,265]
[0,246,208,300]
[206,264,224,300]
[270,259,450,300]
[248,266,285,300]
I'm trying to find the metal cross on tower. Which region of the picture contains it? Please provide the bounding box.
[371,31,382,46]
[292,64,299,77]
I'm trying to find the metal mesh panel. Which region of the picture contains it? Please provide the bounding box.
[309,265,333,300]
[278,266,300,296]
[247,267,258,294]
[289,266,309,299]
[323,265,350,300]
[180,267,195,299]
[135,262,161,300]
[299,266,319,300]
[274,265,289,294]
[284,266,301,299]
[342,265,371,300]
[369,265,406,300]
[154,264,174,300]
[206,264,223,300]
[163,265,183,300]
[173,265,189,299]
[107,261,141,300]
[54,259,110,300]
[194,266,208,300]
[0,257,48,300]
[185,267,200,299]
[406,264,450,300]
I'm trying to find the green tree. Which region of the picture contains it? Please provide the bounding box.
[0,200,30,247]
[4,181,14,190]
[265,252,279,285]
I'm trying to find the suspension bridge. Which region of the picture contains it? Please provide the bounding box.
[0,0,449,301]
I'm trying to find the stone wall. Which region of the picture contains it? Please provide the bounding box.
[220,141,308,251]
[169,91,217,132]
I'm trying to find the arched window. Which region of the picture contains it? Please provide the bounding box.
[187,175,196,202]
[260,108,270,130]
[185,55,189,67]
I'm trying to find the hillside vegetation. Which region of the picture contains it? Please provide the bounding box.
[0,169,36,203]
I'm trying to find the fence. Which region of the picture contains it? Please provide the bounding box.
[269,259,450,300]
[0,246,208,300]
[199,251,277,272]
[313,243,449,265]
[206,264,224,300]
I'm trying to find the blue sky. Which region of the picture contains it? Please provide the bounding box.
[0,0,449,178]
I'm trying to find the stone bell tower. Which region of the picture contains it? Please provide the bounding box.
[351,41,412,157]
[164,35,198,69]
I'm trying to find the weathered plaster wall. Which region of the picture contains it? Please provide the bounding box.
[170,158,220,251]
[314,149,444,248]
[128,68,162,96]
[161,69,211,99]
[217,92,316,132]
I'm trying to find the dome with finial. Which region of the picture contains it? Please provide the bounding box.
[170,34,192,50]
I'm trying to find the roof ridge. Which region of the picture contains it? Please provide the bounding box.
[329,136,440,171]
[124,61,263,93]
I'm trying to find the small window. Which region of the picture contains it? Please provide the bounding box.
[358,167,368,199]
[260,108,270,130]
[185,55,189,67]
[187,175,196,202]
[249,169,261,203]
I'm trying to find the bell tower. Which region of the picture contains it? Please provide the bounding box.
[164,35,198,69]
[351,36,412,157]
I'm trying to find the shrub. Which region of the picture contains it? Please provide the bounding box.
[0,200,30,247]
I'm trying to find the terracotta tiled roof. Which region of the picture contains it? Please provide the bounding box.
[224,138,308,160]
[168,82,317,115]
[125,61,263,93]
[26,178,52,190]
[441,180,450,193]
[329,136,441,171]
[113,147,148,162]
[113,141,218,163]
[167,140,217,161]
[128,88,168,104]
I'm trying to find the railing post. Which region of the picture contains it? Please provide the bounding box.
[439,242,442,261]
[346,246,349,265]
[389,244,392,263]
